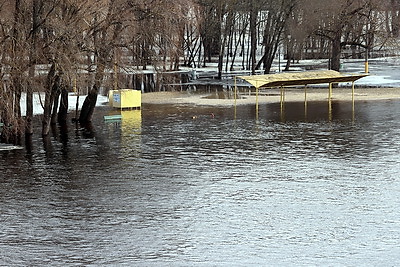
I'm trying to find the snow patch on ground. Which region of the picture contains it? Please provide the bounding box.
[357,75,400,86]
[20,93,109,116]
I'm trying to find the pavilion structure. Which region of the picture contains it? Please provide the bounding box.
[234,70,368,119]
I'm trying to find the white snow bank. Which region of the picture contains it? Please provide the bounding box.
[20,93,109,116]
[356,75,400,86]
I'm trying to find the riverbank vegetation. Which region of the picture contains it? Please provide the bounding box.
[1,0,399,143]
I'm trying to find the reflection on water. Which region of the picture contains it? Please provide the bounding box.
[1,100,400,266]
[121,110,142,160]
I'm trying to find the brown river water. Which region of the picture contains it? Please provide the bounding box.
[1,99,400,266]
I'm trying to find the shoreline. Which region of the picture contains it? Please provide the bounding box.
[141,87,400,106]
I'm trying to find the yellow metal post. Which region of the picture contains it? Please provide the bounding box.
[256,86,259,120]
[234,77,237,119]
[365,60,369,74]
[234,77,237,106]
[304,85,307,103]
[328,83,332,121]
[304,85,308,118]
[280,86,285,121]
[352,81,355,121]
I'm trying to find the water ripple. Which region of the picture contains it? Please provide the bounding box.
[1,101,400,265]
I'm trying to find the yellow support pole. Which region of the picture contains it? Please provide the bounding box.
[304,85,307,103]
[256,86,259,120]
[365,60,369,74]
[352,81,355,121]
[329,83,332,116]
[234,77,237,105]
[280,86,285,121]
[304,85,308,118]
[234,77,237,119]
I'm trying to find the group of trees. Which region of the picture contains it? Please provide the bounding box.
[1,0,191,143]
[1,0,400,144]
[185,0,399,74]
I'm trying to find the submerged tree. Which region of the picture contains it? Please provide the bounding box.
[79,0,197,123]
[0,0,29,143]
[78,0,125,124]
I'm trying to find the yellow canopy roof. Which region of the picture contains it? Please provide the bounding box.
[237,70,368,88]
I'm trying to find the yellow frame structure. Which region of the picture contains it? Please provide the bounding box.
[234,70,368,119]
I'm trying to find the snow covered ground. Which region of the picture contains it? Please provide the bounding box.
[341,57,400,87]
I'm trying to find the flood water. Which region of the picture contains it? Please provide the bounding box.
[1,99,400,266]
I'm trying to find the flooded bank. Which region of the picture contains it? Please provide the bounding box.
[1,100,400,266]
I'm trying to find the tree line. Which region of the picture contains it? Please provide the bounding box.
[1,0,399,144]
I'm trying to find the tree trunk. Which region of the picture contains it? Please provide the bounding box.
[78,86,99,124]
[26,69,34,135]
[217,37,226,79]
[58,84,69,124]
[42,63,60,136]
[284,57,291,71]
[331,31,342,71]
[79,60,105,123]
[217,11,233,79]
[51,90,60,125]
[3,0,24,144]
[78,1,115,123]
[249,1,257,75]
[26,0,41,136]
[284,39,294,71]
[263,51,275,74]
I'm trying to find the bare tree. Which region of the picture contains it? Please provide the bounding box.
[302,0,382,71]
[0,0,29,143]
[254,0,296,73]
[78,0,132,123]
[196,0,224,65]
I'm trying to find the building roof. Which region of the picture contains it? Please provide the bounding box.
[237,70,368,88]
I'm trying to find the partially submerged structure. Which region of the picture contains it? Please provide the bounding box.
[234,70,368,118]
